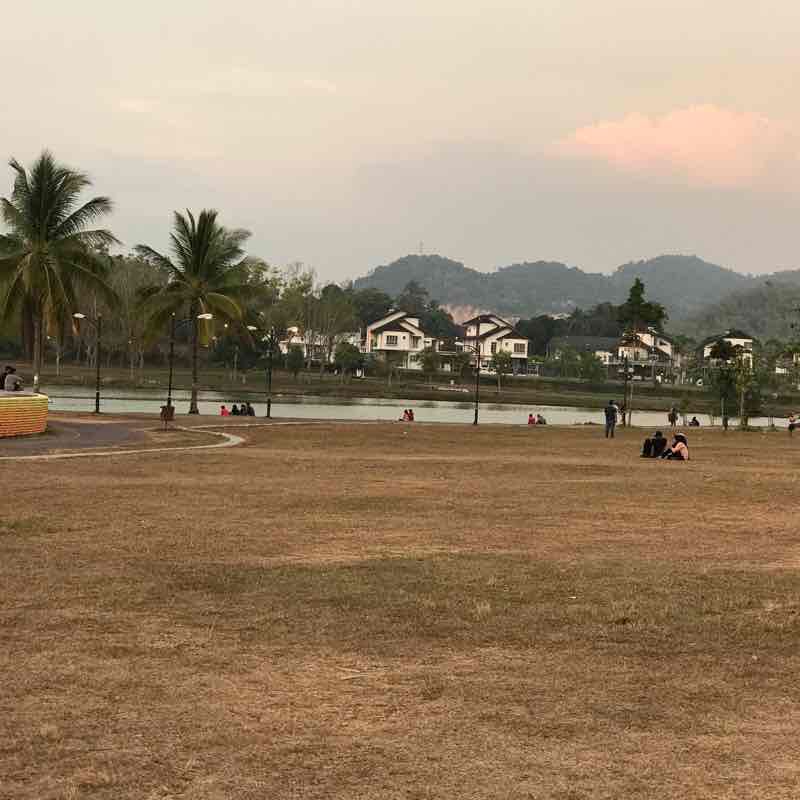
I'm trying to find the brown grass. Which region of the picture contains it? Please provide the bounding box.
[2,422,800,799]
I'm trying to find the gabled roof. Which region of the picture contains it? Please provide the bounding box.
[698,330,756,348]
[463,313,510,327]
[462,314,528,342]
[368,310,426,337]
[366,309,406,329]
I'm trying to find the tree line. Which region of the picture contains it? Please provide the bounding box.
[0,150,472,409]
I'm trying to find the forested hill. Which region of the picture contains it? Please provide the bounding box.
[353,254,761,320]
[674,276,800,341]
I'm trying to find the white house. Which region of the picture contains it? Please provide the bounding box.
[279,326,360,364]
[460,314,529,373]
[364,310,435,369]
[701,330,755,366]
[618,329,674,364]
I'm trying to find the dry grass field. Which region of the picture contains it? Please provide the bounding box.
[2,421,800,799]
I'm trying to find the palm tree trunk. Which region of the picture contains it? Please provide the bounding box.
[189,313,200,414]
[32,312,42,393]
[21,301,34,362]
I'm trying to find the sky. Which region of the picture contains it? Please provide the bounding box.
[2,0,799,281]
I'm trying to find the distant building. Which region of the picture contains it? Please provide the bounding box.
[364,310,435,369]
[460,314,530,373]
[618,328,674,364]
[699,330,755,366]
[279,326,360,364]
[278,326,326,362]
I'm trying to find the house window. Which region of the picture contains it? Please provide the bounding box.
[513,343,525,354]
[490,342,497,354]
[411,336,421,348]
[386,335,398,346]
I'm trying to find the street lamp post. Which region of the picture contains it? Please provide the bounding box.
[167,313,176,412]
[167,312,213,414]
[73,312,102,414]
[248,325,278,418]
[456,332,482,425]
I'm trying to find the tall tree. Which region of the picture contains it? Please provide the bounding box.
[349,287,392,328]
[317,284,356,374]
[0,151,119,390]
[136,209,252,413]
[618,278,667,334]
[395,280,429,315]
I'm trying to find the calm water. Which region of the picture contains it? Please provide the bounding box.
[41,386,786,429]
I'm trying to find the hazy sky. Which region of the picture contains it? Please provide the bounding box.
[3,1,799,280]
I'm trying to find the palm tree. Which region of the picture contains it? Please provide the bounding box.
[0,151,118,391]
[136,209,253,413]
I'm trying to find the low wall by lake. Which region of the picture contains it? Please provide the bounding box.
[0,393,48,437]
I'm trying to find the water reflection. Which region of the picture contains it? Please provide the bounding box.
[41,386,787,429]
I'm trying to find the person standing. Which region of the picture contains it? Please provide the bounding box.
[604,400,619,438]
[668,407,678,428]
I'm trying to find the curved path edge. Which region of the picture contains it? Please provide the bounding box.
[0,427,245,462]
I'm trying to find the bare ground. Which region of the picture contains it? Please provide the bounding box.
[2,422,799,799]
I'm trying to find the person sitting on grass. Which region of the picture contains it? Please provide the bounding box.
[789,413,797,435]
[528,413,535,425]
[661,433,690,461]
[689,416,700,427]
[220,404,230,417]
[246,401,256,417]
[536,414,547,425]
[641,430,668,458]
[231,404,240,416]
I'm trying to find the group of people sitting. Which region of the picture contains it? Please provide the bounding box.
[220,402,255,417]
[527,413,547,425]
[2,366,22,392]
[641,431,690,460]
[399,408,416,422]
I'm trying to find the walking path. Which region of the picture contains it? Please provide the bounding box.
[0,413,352,462]
[0,414,245,462]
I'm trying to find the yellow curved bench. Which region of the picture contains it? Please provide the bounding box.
[0,393,48,438]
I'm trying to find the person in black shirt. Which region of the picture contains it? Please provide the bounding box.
[604,401,619,438]
[641,430,668,458]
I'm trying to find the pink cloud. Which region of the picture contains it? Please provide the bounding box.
[558,105,799,188]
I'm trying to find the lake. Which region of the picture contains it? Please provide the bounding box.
[41,386,787,429]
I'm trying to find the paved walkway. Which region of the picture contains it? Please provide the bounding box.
[0,412,369,461]
[0,415,152,456]
[0,414,251,461]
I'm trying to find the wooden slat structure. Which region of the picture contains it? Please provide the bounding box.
[0,393,48,438]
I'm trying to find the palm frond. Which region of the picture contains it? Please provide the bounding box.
[204,292,243,320]
[54,197,117,240]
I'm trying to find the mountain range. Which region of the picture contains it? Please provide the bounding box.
[353,254,800,334]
